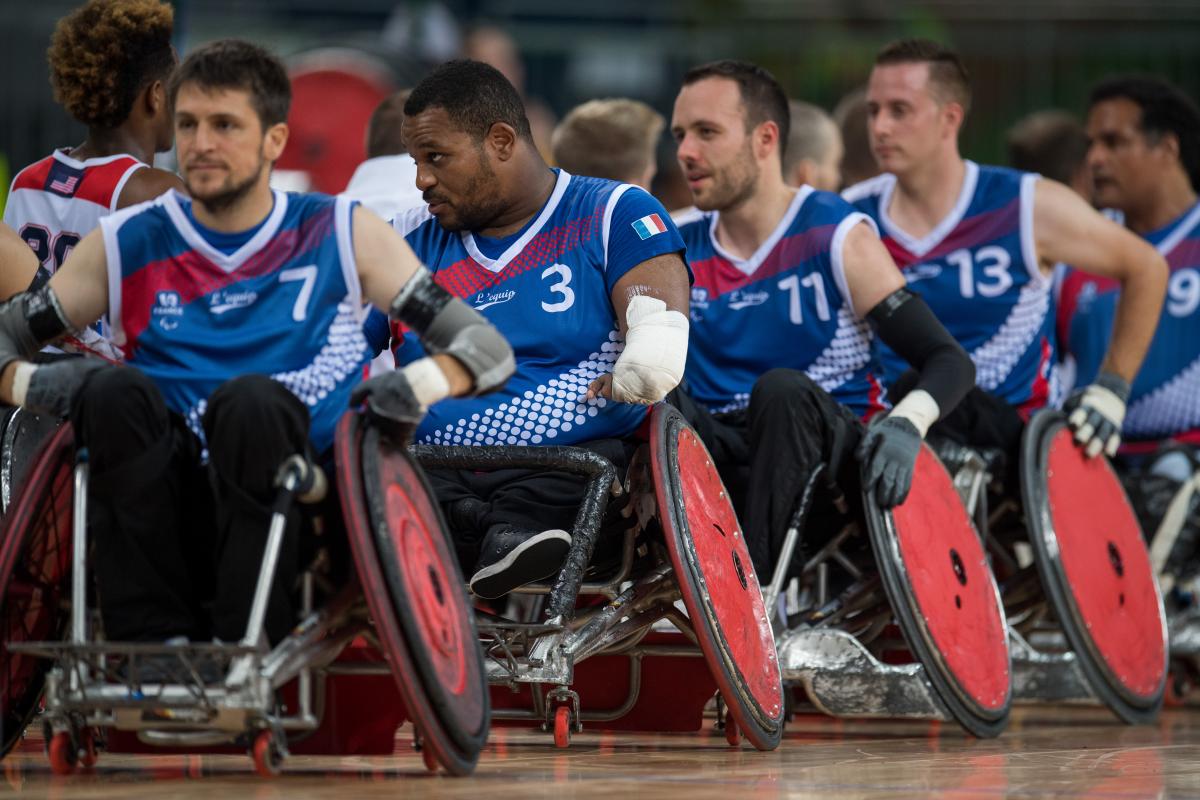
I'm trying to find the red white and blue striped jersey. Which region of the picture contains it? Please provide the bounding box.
[394,169,686,446]
[678,186,884,418]
[845,162,1059,413]
[1058,201,1200,445]
[100,189,372,452]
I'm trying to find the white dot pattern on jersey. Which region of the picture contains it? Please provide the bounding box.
[421,330,623,446]
[970,281,1051,392]
[705,304,871,415]
[271,300,368,407]
[807,304,873,394]
[1125,355,1200,439]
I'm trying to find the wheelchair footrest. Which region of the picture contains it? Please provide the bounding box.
[777,628,950,720]
[1009,629,1095,703]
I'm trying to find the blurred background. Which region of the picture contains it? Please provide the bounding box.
[1,0,1198,210]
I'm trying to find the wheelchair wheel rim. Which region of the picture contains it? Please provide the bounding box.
[0,422,74,757]
[651,405,784,751]
[868,443,1012,730]
[1023,412,1166,713]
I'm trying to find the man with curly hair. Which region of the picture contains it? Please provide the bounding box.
[4,0,184,307]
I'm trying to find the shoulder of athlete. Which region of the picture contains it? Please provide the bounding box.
[116,167,186,210]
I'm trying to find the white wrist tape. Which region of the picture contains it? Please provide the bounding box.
[11,362,36,407]
[402,357,451,410]
[888,389,940,438]
[611,296,689,405]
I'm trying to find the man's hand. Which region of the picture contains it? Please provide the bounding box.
[1064,370,1129,458]
[857,415,923,509]
[22,358,109,418]
[350,369,427,435]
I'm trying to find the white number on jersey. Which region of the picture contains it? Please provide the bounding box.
[778,273,831,325]
[541,263,575,313]
[950,245,1013,299]
[279,265,318,322]
[1168,268,1200,318]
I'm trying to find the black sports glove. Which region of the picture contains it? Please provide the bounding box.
[349,369,426,437]
[24,358,109,418]
[856,415,923,509]
[1063,370,1129,458]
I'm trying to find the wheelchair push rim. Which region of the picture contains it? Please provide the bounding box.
[1020,410,1167,723]
[650,404,784,751]
[0,421,74,758]
[863,442,1012,738]
[335,413,489,775]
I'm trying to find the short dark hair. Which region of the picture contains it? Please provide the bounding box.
[367,90,411,159]
[1007,110,1090,185]
[682,60,791,162]
[1089,75,1200,190]
[875,38,971,117]
[48,0,175,129]
[168,39,291,129]
[404,59,532,143]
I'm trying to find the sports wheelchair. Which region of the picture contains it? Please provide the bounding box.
[0,411,490,777]
[411,403,786,750]
[937,409,1168,723]
[770,439,1014,738]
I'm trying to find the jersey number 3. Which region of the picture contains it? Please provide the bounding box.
[541,263,575,313]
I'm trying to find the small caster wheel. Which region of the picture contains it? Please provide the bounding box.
[724,715,741,747]
[78,729,99,769]
[422,743,439,773]
[252,730,283,778]
[48,732,77,776]
[553,705,572,749]
[1166,668,1192,708]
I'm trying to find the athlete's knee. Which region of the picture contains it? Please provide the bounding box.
[205,375,308,442]
[72,367,169,447]
[750,368,825,412]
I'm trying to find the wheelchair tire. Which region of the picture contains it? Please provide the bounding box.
[0,422,75,758]
[335,413,488,775]
[1020,410,1166,724]
[0,409,60,516]
[863,443,1012,738]
[650,404,784,752]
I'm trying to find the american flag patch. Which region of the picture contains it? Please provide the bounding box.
[45,166,82,197]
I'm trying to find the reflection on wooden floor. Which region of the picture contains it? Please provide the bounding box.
[5,705,1200,798]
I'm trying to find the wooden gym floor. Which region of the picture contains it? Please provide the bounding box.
[3,705,1200,798]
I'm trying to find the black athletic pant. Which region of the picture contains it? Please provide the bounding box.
[71,368,312,644]
[671,368,866,582]
[426,438,636,573]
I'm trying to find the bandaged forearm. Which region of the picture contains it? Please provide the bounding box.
[0,286,73,376]
[611,296,689,404]
[389,267,515,396]
[867,287,974,421]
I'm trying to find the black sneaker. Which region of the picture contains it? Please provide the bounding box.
[469,526,571,599]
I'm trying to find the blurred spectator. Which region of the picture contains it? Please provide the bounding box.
[343,89,423,222]
[833,86,879,189]
[552,98,663,188]
[783,99,842,191]
[1008,109,1092,198]
[465,25,557,159]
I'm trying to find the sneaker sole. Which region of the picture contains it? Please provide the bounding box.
[469,530,572,600]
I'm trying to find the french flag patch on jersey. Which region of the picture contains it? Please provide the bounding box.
[632,213,667,240]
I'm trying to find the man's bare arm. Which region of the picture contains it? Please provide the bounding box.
[1034,179,1168,384]
[0,222,40,300]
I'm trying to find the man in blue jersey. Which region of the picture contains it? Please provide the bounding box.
[1061,76,1200,570]
[846,39,1167,476]
[669,60,976,581]
[394,59,691,599]
[0,40,513,648]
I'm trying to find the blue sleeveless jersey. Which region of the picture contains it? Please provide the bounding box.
[679,187,884,417]
[845,162,1059,412]
[1058,201,1200,443]
[100,190,372,452]
[394,170,686,446]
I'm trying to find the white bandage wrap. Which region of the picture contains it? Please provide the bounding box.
[611,296,689,405]
[402,357,452,410]
[11,362,36,408]
[1068,383,1127,458]
[888,389,941,438]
